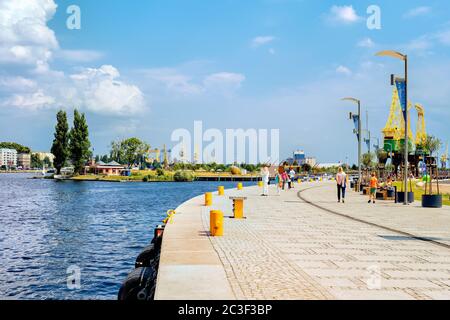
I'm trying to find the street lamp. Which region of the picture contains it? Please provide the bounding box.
[376,50,409,205]
[341,97,362,192]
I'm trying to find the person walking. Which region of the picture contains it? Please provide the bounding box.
[261,166,270,196]
[275,171,281,195]
[289,167,296,189]
[368,172,379,204]
[336,167,348,203]
[281,170,288,190]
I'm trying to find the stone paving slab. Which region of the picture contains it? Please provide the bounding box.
[156,182,450,300]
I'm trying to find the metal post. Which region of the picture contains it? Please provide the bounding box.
[403,56,408,205]
[358,101,362,192]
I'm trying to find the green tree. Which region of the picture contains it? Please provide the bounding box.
[301,163,312,172]
[50,110,69,174]
[31,153,43,169]
[423,135,442,195]
[110,138,150,166]
[0,142,31,154]
[362,152,376,169]
[69,109,91,175]
[43,156,53,168]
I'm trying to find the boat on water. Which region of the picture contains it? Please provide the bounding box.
[54,167,74,180]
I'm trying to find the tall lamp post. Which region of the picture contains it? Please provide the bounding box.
[341,97,362,191]
[376,50,408,205]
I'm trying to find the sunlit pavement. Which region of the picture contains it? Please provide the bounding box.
[156,182,450,300]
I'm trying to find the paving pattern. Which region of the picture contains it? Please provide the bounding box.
[202,182,450,300]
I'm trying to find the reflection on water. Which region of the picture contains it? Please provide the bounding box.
[0,174,238,300]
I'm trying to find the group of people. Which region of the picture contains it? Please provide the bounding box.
[260,166,297,196]
[335,167,381,204]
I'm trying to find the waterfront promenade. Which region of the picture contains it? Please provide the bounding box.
[155,182,450,300]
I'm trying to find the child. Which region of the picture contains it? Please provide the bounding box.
[368,172,378,204]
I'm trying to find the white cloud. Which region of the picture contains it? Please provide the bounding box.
[269,48,276,55]
[0,0,58,69]
[203,72,245,94]
[327,5,362,25]
[251,36,276,48]
[2,89,55,110]
[70,65,145,115]
[142,68,203,95]
[403,6,432,19]
[140,68,245,97]
[0,77,37,92]
[336,65,352,76]
[56,50,104,62]
[357,38,375,48]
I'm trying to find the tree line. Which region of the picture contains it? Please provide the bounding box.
[51,109,91,175]
[0,142,31,154]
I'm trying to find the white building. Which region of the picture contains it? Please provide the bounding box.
[0,148,18,167]
[316,162,342,169]
[305,157,317,167]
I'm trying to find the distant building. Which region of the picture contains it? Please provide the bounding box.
[293,150,306,165]
[32,152,55,165]
[316,162,342,169]
[17,153,31,169]
[305,157,317,167]
[0,148,17,167]
[89,160,126,176]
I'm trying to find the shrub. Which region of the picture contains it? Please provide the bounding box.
[143,175,149,182]
[174,170,195,182]
[156,168,165,176]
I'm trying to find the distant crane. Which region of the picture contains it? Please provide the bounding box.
[441,142,449,169]
[414,103,427,151]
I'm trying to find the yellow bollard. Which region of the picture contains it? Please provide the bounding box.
[218,186,225,196]
[298,179,301,184]
[210,210,224,236]
[230,196,247,219]
[237,182,243,190]
[258,181,263,187]
[233,199,244,219]
[205,192,213,206]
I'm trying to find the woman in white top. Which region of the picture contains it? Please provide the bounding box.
[336,167,348,203]
[261,166,270,196]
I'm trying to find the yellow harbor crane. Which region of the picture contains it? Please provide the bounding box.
[441,142,449,168]
[382,87,413,153]
[146,148,161,163]
[414,103,427,149]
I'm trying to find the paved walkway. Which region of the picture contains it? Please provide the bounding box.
[155,182,450,300]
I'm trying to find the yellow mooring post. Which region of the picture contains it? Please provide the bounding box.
[230,197,247,219]
[205,192,213,206]
[218,186,225,196]
[210,210,224,236]
[298,178,301,184]
[237,182,243,190]
[258,181,263,187]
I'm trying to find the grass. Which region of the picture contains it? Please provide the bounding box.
[393,181,450,206]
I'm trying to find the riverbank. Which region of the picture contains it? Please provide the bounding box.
[0,170,40,174]
[155,181,450,300]
[70,171,261,183]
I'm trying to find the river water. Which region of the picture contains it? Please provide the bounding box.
[0,173,238,300]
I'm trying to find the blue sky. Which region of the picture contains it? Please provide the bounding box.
[1,0,449,164]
